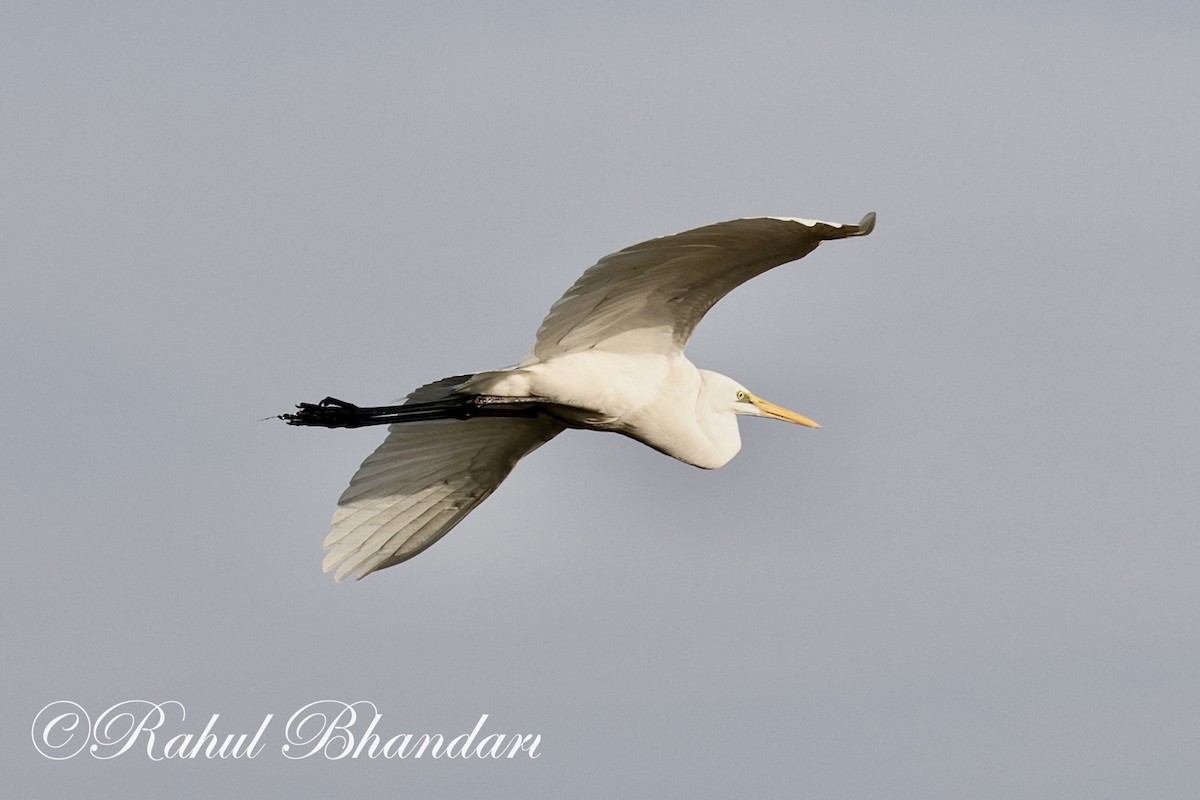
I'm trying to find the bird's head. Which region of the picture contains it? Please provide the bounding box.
[733,387,820,428]
[701,371,820,428]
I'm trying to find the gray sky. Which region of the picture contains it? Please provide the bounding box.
[4,1,1199,796]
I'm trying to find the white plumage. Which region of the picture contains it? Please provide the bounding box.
[292,213,875,580]
[323,417,563,581]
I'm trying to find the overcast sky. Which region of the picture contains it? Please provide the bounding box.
[4,2,1199,797]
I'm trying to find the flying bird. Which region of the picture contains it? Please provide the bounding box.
[285,212,875,580]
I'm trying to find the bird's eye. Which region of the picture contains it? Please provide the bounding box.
[736,390,749,401]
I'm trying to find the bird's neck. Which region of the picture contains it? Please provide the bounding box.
[625,367,742,470]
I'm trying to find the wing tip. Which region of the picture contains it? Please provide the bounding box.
[766,212,876,238]
[818,211,876,238]
[853,211,876,236]
[327,559,369,582]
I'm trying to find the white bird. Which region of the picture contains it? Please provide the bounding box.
[286,212,875,580]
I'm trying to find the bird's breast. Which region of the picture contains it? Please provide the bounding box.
[526,352,734,469]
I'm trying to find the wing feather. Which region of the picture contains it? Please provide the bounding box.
[323,416,564,581]
[525,213,874,361]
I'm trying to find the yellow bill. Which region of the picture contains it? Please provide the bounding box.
[750,395,820,428]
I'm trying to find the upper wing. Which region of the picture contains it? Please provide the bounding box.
[323,415,564,581]
[523,213,875,362]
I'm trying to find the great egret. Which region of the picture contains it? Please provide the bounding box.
[285,212,875,580]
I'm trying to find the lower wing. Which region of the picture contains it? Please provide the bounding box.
[322,416,564,581]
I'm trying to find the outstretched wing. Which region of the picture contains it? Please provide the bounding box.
[323,416,564,581]
[524,213,875,362]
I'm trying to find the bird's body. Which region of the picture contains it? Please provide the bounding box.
[286,213,875,580]
[467,351,735,467]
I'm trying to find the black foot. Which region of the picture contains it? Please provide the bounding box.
[280,397,371,428]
